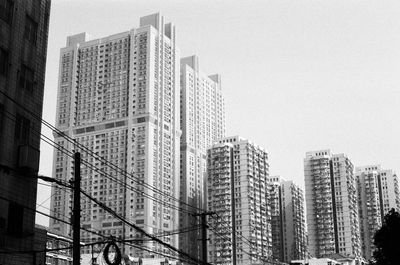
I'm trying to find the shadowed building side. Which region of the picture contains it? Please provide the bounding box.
[0,0,51,264]
[179,55,225,261]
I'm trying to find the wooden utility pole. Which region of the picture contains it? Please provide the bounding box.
[73,152,81,265]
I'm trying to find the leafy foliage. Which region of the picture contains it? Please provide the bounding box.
[371,209,400,265]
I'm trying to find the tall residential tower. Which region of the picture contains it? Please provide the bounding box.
[207,136,272,265]
[304,150,361,259]
[179,55,225,259]
[268,176,307,263]
[49,13,181,257]
[355,165,400,259]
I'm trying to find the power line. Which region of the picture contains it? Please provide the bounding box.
[2,107,260,265]
[0,89,205,214]
[116,240,198,265]
[0,246,73,255]
[0,165,106,240]
[0,194,104,240]
[1,105,195,231]
[207,224,272,264]
[7,111,250,264]
[2,159,204,242]
[210,213,253,246]
[79,187,211,265]
[0,192,202,264]
[1,90,262,262]
[1,161,211,264]
[3,163,199,241]
[48,132,193,215]
[35,203,106,240]
[2,106,197,216]
[2,91,226,246]
[38,198,200,246]
[37,181,57,189]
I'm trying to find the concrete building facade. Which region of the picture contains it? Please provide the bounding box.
[49,13,181,257]
[304,150,361,259]
[45,229,73,265]
[206,136,272,265]
[179,55,225,259]
[268,176,307,263]
[0,0,50,264]
[269,177,284,262]
[355,165,400,260]
[32,224,74,265]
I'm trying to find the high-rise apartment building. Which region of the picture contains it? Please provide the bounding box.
[304,150,361,259]
[268,176,307,263]
[0,0,51,264]
[355,165,400,259]
[179,55,225,259]
[269,177,284,262]
[206,136,272,264]
[49,13,181,257]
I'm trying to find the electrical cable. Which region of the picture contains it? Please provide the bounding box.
[2,158,203,241]
[37,181,56,189]
[1,110,252,265]
[2,108,252,264]
[0,192,200,265]
[0,89,205,214]
[1,90,261,262]
[2,106,197,216]
[207,224,271,263]
[79,187,211,265]
[1,165,209,264]
[0,194,104,240]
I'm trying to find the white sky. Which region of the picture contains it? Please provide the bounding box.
[36,0,400,226]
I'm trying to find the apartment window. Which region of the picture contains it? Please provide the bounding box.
[15,114,30,144]
[19,64,35,91]
[24,15,38,45]
[0,47,9,76]
[0,0,13,24]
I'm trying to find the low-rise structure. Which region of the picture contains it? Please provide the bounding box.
[290,257,340,265]
[44,228,73,265]
[291,254,366,265]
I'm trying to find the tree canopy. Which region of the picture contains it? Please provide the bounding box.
[371,209,400,265]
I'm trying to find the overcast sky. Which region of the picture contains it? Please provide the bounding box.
[36,0,400,226]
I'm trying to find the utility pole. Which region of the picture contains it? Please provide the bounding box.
[91,244,94,265]
[201,213,208,265]
[73,152,81,265]
[194,211,214,265]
